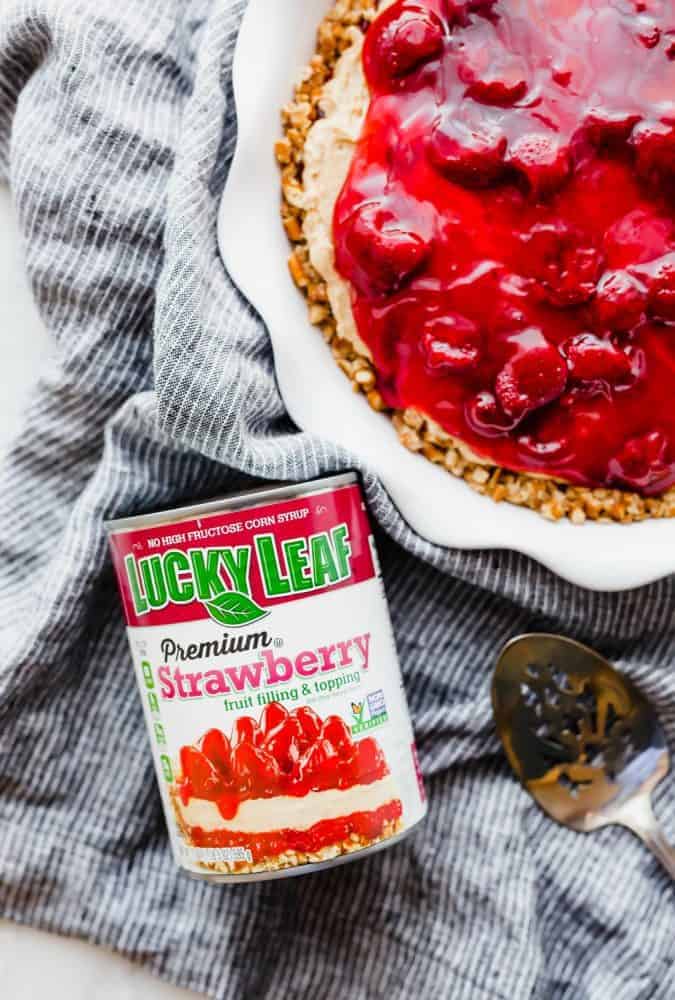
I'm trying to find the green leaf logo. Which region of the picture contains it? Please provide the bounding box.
[203,591,269,628]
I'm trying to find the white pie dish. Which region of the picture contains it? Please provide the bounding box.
[217,0,675,592]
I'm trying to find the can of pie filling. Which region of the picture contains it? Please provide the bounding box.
[106,472,426,883]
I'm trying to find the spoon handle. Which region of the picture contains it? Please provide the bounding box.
[618,793,675,881]
[640,824,675,881]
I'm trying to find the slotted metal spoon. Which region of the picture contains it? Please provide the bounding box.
[492,633,675,879]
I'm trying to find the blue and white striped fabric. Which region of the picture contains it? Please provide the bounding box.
[0,2,674,997]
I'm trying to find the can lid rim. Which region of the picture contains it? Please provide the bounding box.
[104,471,359,535]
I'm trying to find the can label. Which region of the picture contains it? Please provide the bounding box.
[108,479,426,880]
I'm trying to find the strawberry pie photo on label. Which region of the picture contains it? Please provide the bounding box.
[172,704,404,871]
[279,0,675,523]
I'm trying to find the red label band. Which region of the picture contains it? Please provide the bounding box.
[109,484,376,628]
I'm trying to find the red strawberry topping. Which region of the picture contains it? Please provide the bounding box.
[331,0,675,493]
[356,737,387,782]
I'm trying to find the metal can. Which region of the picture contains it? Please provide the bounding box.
[107,472,426,883]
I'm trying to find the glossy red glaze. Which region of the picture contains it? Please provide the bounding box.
[333,0,675,494]
[177,705,390,820]
[186,801,403,860]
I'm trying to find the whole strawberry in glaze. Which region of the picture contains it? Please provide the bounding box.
[429,114,506,186]
[365,1,445,85]
[603,209,673,268]
[507,134,571,197]
[458,41,528,107]
[565,333,632,384]
[298,739,342,792]
[495,336,568,421]
[521,222,603,308]
[593,270,647,332]
[583,107,641,149]
[340,201,432,296]
[643,252,675,322]
[422,313,482,371]
[631,120,675,182]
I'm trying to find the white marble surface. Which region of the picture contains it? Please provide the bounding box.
[0,185,200,998]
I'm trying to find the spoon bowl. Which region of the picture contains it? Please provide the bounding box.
[493,634,675,877]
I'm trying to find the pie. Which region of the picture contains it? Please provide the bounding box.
[172,702,403,874]
[278,0,675,523]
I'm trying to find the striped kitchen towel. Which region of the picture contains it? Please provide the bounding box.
[0,1,674,998]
